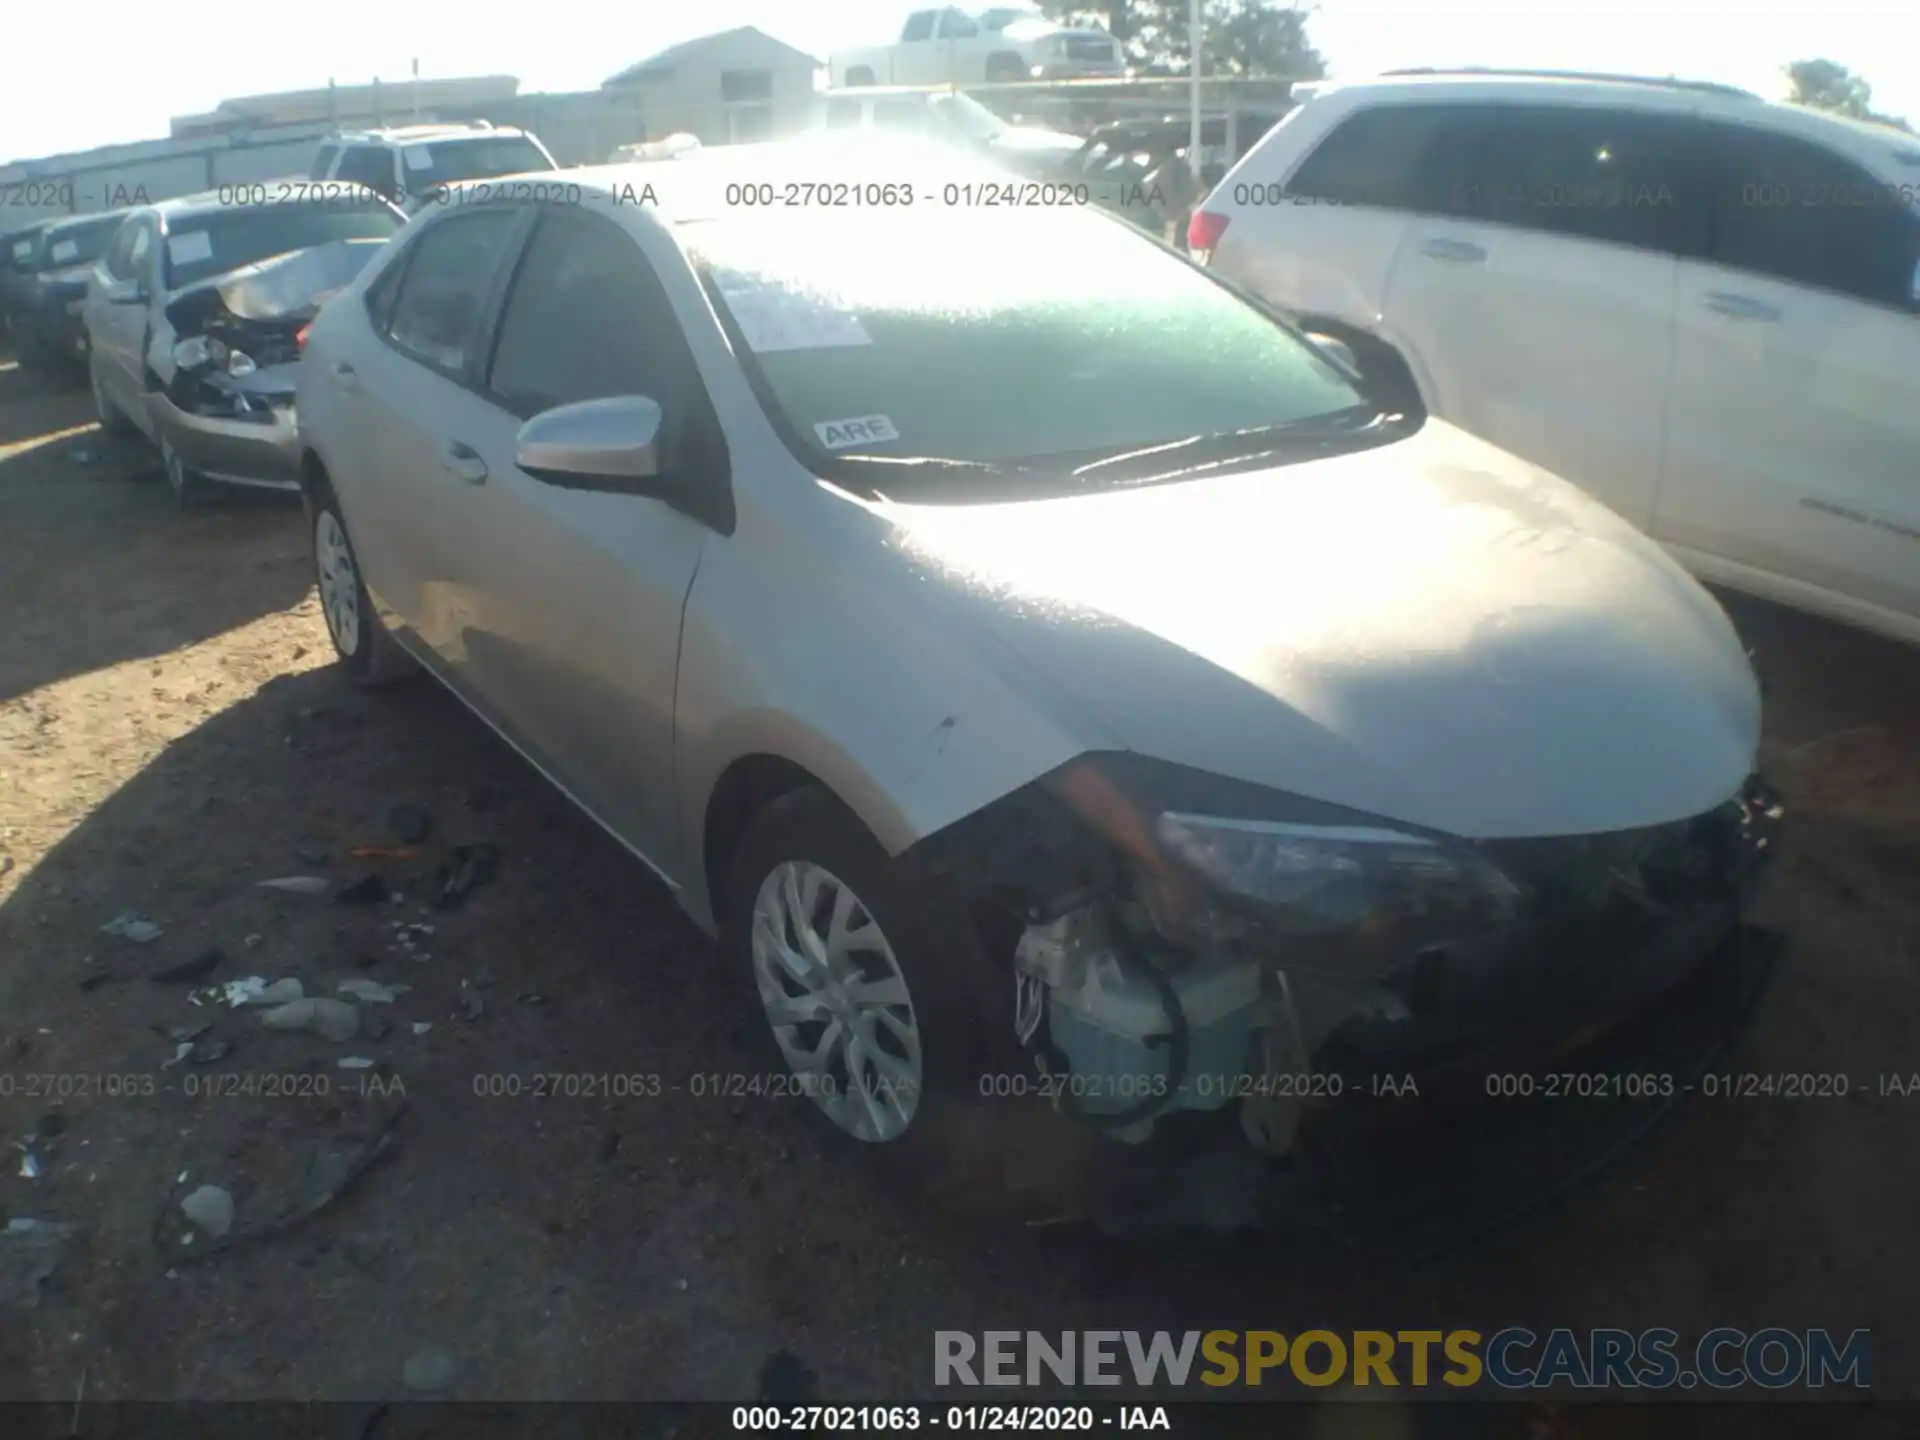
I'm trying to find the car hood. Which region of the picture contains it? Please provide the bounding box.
[164,238,388,333]
[878,419,1761,840]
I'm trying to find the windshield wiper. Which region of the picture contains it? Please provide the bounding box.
[1067,405,1406,482]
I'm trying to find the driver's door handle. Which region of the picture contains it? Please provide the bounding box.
[439,439,489,485]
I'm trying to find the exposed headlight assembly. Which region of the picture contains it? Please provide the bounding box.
[1153,811,1520,941]
[173,335,218,371]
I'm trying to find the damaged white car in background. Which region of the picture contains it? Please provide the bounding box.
[294,137,1785,1241]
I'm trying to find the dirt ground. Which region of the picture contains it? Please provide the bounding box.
[1,343,1917,1429]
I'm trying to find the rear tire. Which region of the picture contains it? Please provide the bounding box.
[310,478,415,687]
[723,786,1080,1213]
[844,66,876,87]
[985,53,1028,83]
[160,436,207,509]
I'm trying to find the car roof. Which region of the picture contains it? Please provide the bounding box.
[145,181,402,225]
[324,123,530,143]
[1302,70,1920,165]
[44,208,134,237]
[538,135,1021,224]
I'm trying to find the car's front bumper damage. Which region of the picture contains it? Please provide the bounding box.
[150,366,303,491]
[914,769,1784,1241]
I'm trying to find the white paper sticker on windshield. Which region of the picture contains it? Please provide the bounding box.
[716,274,873,354]
[166,230,214,267]
[50,239,79,263]
[814,415,898,450]
[402,145,434,171]
[11,240,30,260]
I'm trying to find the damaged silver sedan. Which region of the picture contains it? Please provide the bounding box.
[82,187,404,505]
[295,137,1782,1237]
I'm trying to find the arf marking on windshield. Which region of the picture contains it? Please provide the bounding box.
[814,415,899,450]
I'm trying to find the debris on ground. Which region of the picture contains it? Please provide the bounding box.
[364,1011,391,1041]
[100,914,163,943]
[0,1218,83,1310]
[338,1056,375,1070]
[411,1022,432,1036]
[335,874,391,906]
[202,976,270,1008]
[68,446,102,466]
[77,972,118,992]
[260,997,359,1042]
[350,844,419,860]
[402,1345,457,1393]
[17,1145,42,1179]
[337,979,404,1005]
[180,1186,235,1239]
[161,1042,194,1069]
[256,876,330,896]
[388,804,434,846]
[167,1021,214,1043]
[437,843,499,910]
[251,978,304,1006]
[458,981,486,1022]
[151,947,224,984]
[36,1113,67,1139]
[154,1104,408,1263]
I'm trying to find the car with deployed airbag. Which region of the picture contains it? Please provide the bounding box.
[294,135,1782,1233]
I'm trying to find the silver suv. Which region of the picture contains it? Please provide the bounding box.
[309,123,560,212]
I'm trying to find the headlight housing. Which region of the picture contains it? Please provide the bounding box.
[173,335,217,371]
[1152,811,1520,941]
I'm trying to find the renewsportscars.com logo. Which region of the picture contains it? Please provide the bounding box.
[934,1329,1874,1392]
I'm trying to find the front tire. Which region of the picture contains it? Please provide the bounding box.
[311,481,414,687]
[724,787,1060,1207]
[160,436,206,509]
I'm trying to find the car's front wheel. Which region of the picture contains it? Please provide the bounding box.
[311,482,414,686]
[725,785,1073,1206]
[159,437,206,509]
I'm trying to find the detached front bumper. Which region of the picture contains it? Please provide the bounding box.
[148,381,303,492]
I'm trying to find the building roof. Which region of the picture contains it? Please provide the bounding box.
[604,27,821,87]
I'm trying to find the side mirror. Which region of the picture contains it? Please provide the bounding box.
[1303,332,1358,374]
[105,278,147,306]
[516,395,665,493]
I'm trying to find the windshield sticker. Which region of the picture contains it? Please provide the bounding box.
[50,240,79,263]
[402,145,434,171]
[814,415,899,450]
[715,272,873,354]
[166,230,214,267]
[12,241,30,260]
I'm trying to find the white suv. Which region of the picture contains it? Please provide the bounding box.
[309,123,560,212]
[1193,69,1920,647]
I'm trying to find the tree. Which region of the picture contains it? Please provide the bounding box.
[1784,57,1911,132]
[1041,1,1326,80]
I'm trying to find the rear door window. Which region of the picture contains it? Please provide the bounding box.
[383,209,525,377]
[1704,123,1920,309]
[1283,103,1494,217]
[1474,105,1708,255]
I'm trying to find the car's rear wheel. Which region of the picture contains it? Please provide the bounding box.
[985,53,1028,83]
[311,483,414,686]
[160,437,206,509]
[724,786,1087,1212]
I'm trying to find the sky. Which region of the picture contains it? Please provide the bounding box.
[4,1,1915,163]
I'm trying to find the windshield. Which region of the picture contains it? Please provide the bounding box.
[981,6,1044,28]
[684,205,1372,495]
[164,203,402,290]
[406,136,555,188]
[927,93,1005,142]
[40,216,124,270]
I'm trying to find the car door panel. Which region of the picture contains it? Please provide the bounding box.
[1380,102,1701,532]
[446,208,716,868]
[1658,122,1920,624]
[340,207,530,658]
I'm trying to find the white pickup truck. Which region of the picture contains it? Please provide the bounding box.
[830,6,1126,87]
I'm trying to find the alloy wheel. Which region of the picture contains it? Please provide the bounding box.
[750,860,923,1142]
[314,510,363,658]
